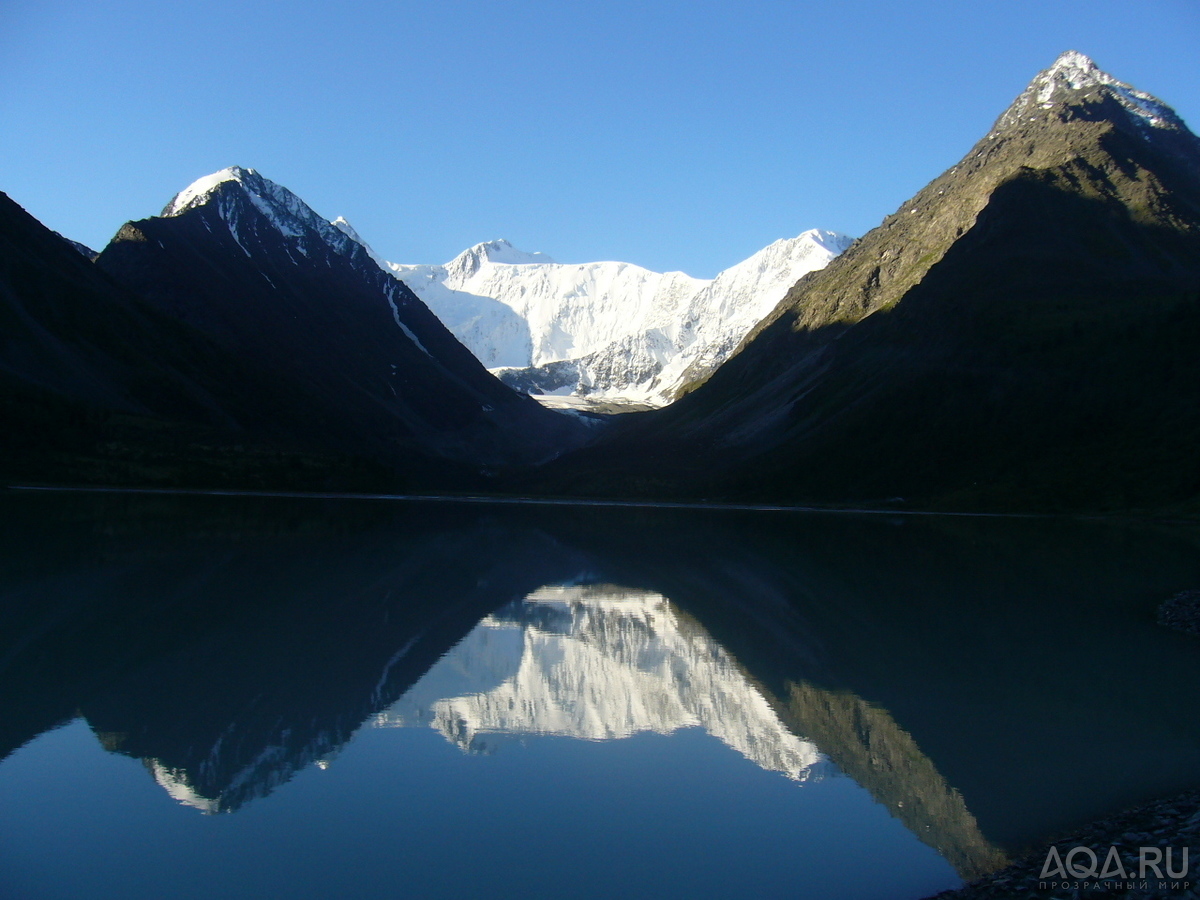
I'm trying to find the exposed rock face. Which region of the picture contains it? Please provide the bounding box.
[554,52,1200,512]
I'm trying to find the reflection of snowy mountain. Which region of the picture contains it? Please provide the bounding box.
[148,760,221,813]
[377,584,829,782]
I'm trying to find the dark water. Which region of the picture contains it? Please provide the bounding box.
[2,490,1199,899]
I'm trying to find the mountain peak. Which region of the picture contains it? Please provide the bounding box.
[156,166,377,265]
[440,239,555,284]
[1044,49,1101,84]
[471,239,553,266]
[330,216,392,271]
[162,166,257,217]
[993,50,1187,137]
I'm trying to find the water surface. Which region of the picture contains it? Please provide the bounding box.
[2,490,1199,898]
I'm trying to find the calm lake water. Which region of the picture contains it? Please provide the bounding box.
[2,489,1199,899]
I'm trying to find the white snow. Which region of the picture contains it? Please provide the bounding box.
[395,315,433,358]
[164,167,848,401]
[376,583,829,781]
[379,230,851,404]
[161,167,247,216]
[995,50,1186,135]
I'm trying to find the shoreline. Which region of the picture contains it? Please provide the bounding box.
[929,790,1200,898]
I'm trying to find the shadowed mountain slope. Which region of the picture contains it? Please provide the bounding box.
[0,190,353,488]
[1,169,587,490]
[538,52,1200,512]
[95,168,584,474]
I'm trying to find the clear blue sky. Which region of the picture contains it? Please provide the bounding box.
[2,0,1197,277]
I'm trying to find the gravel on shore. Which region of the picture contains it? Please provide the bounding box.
[926,790,1200,899]
[1159,590,1200,637]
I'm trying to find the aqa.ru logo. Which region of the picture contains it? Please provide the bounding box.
[1040,844,1190,890]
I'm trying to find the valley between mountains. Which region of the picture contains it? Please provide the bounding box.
[3,50,1199,514]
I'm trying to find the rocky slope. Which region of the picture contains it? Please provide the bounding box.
[0,189,350,488]
[546,51,1200,511]
[96,168,586,478]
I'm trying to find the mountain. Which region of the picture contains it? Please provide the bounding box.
[545,51,1200,512]
[95,167,586,478]
[0,188,342,487]
[385,231,850,405]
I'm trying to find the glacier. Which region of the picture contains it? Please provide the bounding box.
[375,234,852,406]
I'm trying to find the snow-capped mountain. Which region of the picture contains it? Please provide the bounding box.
[379,231,852,405]
[992,49,1191,137]
[180,167,847,407]
[572,51,1200,509]
[96,167,585,474]
[386,240,700,373]
[376,583,831,782]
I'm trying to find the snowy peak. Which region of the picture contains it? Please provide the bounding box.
[330,215,368,246]
[474,238,554,266]
[159,166,370,264]
[800,227,855,255]
[330,215,391,270]
[727,229,853,276]
[995,50,1188,136]
[161,165,255,216]
[442,239,554,285]
[1042,49,1105,89]
[382,228,850,401]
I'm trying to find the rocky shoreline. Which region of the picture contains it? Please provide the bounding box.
[927,790,1200,899]
[925,589,1200,898]
[1159,590,1200,637]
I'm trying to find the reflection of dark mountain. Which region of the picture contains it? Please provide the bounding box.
[0,491,587,810]
[541,53,1200,512]
[3,492,1199,860]
[781,681,1005,879]
[545,507,1200,855]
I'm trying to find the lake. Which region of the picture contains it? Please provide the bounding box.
[2,489,1199,898]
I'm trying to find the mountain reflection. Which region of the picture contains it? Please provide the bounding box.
[378,584,829,782]
[4,490,1200,885]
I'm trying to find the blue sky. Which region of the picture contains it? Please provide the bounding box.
[2,0,1197,277]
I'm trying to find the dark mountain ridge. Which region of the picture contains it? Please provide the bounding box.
[0,189,340,487]
[4,53,1199,512]
[539,51,1200,512]
[1,166,592,490]
[96,167,583,470]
